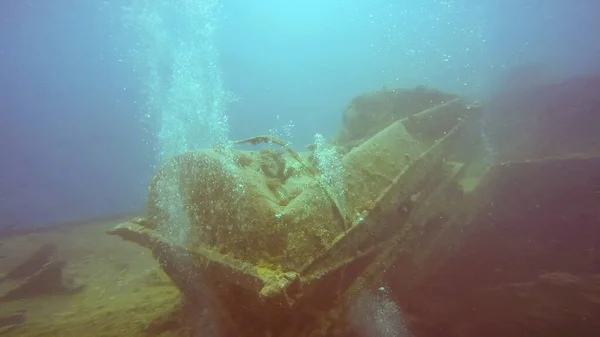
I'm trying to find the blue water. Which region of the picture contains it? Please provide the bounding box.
[0,0,598,228]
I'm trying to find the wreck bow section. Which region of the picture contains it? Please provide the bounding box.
[108,88,487,336]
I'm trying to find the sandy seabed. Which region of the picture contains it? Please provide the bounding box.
[0,218,182,337]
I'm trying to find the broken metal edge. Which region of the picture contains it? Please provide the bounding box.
[299,107,477,276]
[107,222,302,304]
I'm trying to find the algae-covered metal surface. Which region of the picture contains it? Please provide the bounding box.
[108,92,485,337]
